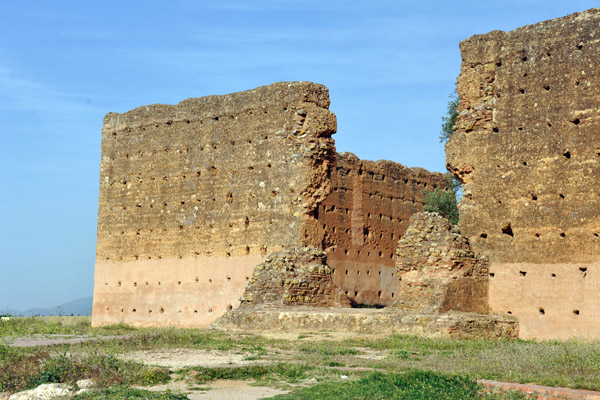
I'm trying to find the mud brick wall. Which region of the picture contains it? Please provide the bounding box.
[92,82,336,328]
[393,212,489,314]
[314,153,447,306]
[446,8,600,339]
[240,247,351,308]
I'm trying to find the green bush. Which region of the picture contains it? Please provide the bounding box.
[422,189,458,225]
[422,172,460,225]
[440,90,460,143]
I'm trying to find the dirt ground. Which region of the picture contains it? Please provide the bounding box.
[119,348,270,369]
[143,379,287,400]
[6,334,129,347]
[121,348,291,398]
[6,330,387,400]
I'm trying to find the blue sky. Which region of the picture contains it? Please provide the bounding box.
[0,1,597,310]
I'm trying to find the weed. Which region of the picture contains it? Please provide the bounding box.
[392,349,423,360]
[326,361,344,367]
[70,386,188,399]
[0,316,135,337]
[299,343,361,356]
[0,349,170,393]
[269,370,481,399]
[192,363,308,384]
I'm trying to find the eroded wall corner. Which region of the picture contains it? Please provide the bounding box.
[447,8,600,339]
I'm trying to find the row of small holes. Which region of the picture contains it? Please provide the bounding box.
[334,268,377,276]
[327,227,399,241]
[103,246,259,261]
[337,166,440,189]
[110,276,250,287]
[496,223,576,239]
[490,267,588,280]
[507,308,580,317]
[343,290,395,298]
[332,248,395,259]
[106,163,275,185]
[110,305,234,314]
[110,112,274,137]
[495,42,582,69]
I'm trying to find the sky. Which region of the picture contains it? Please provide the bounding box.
[0,0,597,310]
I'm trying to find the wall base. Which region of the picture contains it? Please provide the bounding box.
[212,307,518,339]
[489,261,600,339]
[92,255,263,328]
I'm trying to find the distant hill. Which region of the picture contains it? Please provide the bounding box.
[0,296,93,317]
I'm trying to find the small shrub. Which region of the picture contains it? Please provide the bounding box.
[134,368,171,386]
[440,90,460,143]
[422,189,459,225]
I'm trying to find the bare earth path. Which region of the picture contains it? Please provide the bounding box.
[123,348,289,399]
[4,334,131,347]
[143,380,287,400]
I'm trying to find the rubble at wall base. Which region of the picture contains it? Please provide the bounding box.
[212,307,518,339]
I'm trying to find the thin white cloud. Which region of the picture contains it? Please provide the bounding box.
[0,62,101,117]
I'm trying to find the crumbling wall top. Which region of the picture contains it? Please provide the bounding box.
[103,81,332,132]
[447,8,600,264]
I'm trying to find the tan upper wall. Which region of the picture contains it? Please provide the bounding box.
[96,81,337,262]
[447,8,600,264]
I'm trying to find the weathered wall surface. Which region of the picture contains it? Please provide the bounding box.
[489,262,600,339]
[93,82,337,327]
[447,8,600,338]
[213,307,518,339]
[315,153,447,306]
[393,212,489,314]
[239,247,351,309]
[93,81,447,328]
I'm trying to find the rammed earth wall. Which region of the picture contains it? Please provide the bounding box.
[93,82,337,327]
[447,8,600,339]
[318,154,446,306]
[92,81,445,328]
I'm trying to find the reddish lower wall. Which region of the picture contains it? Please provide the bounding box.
[489,261,600,339]
[315,153,447,306]
[92,255,263,327]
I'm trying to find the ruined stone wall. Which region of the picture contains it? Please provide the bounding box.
[446,8,600,338]
[315,153,447,306]
[92,82,336,327]
[239,247,351,309]
[393,212,489,314]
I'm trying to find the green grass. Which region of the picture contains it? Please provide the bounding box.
[267,370,481,400]
[0,343,170,393]
[2,318,600,397]
[70,386,188,400]
[191,363,309,384]
[308,334,600,391]
[111,329,277,352]
[0,316,135,337]
[298,342,361,356]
